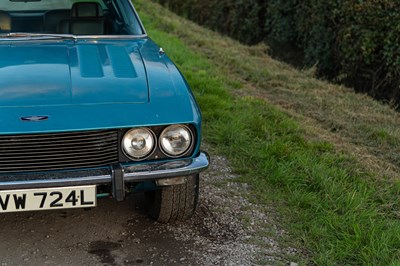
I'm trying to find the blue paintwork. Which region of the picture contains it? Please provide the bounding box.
[0,38,202,155]
[0,42,148,106]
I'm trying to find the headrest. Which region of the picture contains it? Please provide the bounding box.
[0,11,11,31]
[71,2,103,18]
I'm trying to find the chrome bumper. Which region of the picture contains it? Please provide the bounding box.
[0,152,210,193]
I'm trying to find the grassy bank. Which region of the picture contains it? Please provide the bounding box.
[134,1,400,265]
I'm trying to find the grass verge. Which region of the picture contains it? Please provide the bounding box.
[135,1,400,265]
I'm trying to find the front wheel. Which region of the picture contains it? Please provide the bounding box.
[145,174,199,223]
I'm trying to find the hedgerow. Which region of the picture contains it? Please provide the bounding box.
[152,0,400,105]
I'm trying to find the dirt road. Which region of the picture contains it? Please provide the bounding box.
[0,154,295,266]
[0,194,200,265]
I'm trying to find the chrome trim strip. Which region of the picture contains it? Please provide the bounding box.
[72,34,148,39]
[0,34,148,41]
[0,152,209,190]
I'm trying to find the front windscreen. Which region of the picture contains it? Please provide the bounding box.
[0,0,144,35]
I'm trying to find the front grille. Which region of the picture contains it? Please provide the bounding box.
[0,130,119,173]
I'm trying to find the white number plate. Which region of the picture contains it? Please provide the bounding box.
[0,185,96,213]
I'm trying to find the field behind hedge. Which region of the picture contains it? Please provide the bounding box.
[153,0,400,107]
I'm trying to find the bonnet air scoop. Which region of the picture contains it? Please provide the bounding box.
[0,43,149,107]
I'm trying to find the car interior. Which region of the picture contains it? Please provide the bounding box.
[0,0,142,35]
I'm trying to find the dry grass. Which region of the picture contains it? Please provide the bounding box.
[140,5,400,182]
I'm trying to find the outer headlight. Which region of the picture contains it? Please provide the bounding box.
[160,125,193,157]
[122,128,155,160]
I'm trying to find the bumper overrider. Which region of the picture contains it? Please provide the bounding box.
[0,152,210,201]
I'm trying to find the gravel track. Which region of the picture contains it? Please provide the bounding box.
[0,153,296,265]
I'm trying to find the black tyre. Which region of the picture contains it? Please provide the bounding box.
[145,174,199,223]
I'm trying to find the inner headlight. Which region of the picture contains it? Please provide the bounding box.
[160,125,193,157]
[122,128,155,160]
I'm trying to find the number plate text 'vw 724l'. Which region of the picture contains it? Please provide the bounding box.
[0,186,96,213]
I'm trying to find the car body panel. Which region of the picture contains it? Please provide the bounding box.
[0,40,148,107]
[0,39,201,139]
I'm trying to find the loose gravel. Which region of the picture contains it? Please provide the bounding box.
[163,153,300,265]
[0,151,300,265]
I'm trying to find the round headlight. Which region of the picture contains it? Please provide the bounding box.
[160,125,193,157]
[122,128,155,160]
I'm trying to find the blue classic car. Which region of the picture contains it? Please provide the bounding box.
[0,0,209,223]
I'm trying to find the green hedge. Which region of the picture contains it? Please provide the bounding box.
[338,1,400,101]
[152,0,400,105]
[154,0,268,44]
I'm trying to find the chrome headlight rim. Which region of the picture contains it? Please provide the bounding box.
[121,127,156,161]
[159,124,194,158]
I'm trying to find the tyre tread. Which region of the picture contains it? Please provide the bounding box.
[146,175,199,223]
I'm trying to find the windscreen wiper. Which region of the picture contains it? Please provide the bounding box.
[0,32,77,41]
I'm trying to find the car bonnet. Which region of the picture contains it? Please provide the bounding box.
[0,38,201,134]
[0,40,148,107]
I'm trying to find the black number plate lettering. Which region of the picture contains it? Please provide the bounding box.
[0,186,96,213]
